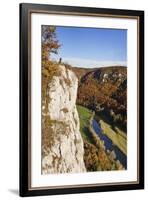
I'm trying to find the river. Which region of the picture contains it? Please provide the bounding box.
[92,119,127,168]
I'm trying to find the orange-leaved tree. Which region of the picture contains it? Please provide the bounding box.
[42,26,60,63]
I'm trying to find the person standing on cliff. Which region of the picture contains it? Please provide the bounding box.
[59,57,62,64]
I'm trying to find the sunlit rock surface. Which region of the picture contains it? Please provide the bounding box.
[42,65,86,174]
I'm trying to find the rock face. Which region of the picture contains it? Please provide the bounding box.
[42,65,86,174]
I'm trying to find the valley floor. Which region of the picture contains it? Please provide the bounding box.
[77,105,127,171]
[99,120,127,155]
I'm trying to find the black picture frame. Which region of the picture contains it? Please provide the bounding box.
[19,3,144,197]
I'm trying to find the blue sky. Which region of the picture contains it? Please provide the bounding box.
[51,26,127,68]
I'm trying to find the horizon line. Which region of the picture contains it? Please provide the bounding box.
[52,56,127,68]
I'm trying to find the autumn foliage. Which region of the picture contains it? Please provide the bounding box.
[42,26,60,62]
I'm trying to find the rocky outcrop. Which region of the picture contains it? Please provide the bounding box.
[42,65,86,174]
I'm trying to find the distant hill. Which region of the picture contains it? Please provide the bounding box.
[64,63,94,82]
[70,66,127,130]
[70,67,92,82]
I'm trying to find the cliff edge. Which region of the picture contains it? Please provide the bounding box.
[42,64,86,174]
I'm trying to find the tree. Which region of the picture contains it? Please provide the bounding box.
[42,26,60,62]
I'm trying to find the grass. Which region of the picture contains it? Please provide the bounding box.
[77,105,127,156]
[77,105,92,120]
[76,105,94,143]
[77,105,127,155]
[99,119,127,155]
[77,105,125,171]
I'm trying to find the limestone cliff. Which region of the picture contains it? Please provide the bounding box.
[42,64,86,174]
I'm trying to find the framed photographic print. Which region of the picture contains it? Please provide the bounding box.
[19,3,144,197]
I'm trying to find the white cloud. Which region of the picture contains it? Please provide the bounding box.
[62,57,127,68]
